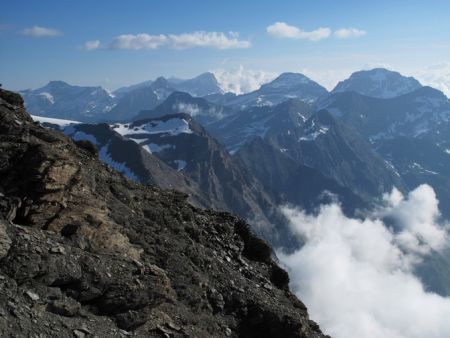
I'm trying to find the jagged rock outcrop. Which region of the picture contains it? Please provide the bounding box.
[0,88,327,337]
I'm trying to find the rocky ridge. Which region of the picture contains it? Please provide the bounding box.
[0,88,326,337]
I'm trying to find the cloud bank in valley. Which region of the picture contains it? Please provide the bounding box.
[278,184,450,338]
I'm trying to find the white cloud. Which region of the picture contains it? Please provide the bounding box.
[172,102,226,120]
[212,65,278,94]
[84,40,101,51]
[169,31,250,49]
[21,25,62,37]
[173,102,200,116]
[267,22,366,42]
[267,22,303,39]
[414,62,450,97]
[378,185,447,255]
[98,31,250,51]
[267,22,331,41]
[334,28,367,39]
[278,184,450,338]
[109,34,168,50]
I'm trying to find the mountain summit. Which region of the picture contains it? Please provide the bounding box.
[332,68,422,98]
[168,72,224,97]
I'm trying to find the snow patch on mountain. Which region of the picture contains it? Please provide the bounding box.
[142,143,175,154]
[410,162,438,175]
[31,115,81,127]
[300,126,329,141]
[300,119,330,141]
[153,88,170,101]
[173,160,187,171]
[98,142,139,181]
[103,103,117,112]
[112,118,193,137]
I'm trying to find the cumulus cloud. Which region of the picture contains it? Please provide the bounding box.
[267,22,331,41]
[415,62,450,97]
[334,28,367,39]
[109,34,168,50]
[21,25,62,37]
[169,31,250,49]
[84,40,101,51]
[267,22,366,41]
[90,31,250,51]
[277,184,450,338]
[378,185,447,255]
[173,103,201,116]
[173,102,226,120]
[212,65,277,94]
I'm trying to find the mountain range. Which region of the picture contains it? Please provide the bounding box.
[21,72,226,123]
[23,67,450,297]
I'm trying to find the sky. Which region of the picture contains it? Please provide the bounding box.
[1,0,450,93]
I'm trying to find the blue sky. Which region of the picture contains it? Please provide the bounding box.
[1,0,450,92]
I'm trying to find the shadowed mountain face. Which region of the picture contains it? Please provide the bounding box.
[376,136,450,219]
[322,87,450,218]
[208,99,403,209]
[332,68,422,98]
[105,77,175,122]
[64,123,212,207]
[236,137,367,216]
[207,99,315,153]
[110,113,295,247]
[322,87,450,147]
[0,88,326,338]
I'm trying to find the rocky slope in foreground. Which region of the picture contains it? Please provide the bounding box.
[0,88,326,337]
